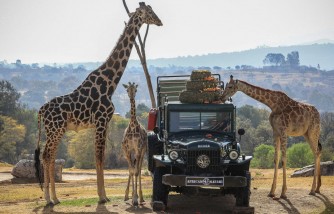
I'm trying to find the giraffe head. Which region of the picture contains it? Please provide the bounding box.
[133,2,163,26]
[123,82,138,99]
[221,75,239,102]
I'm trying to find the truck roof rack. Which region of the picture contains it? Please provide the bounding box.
[157,74,222,106]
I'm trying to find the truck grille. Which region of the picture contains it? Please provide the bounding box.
[186,149,221,174]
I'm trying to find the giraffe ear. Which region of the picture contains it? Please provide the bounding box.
[129,12,135,17]
[123,84,128,89]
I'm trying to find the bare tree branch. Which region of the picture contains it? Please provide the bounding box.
[143,25,149,48]
[122,0,156,108]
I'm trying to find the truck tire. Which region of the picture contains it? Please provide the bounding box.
[152,167,169,207]
[235,170,251,207]
[147,132,163,172]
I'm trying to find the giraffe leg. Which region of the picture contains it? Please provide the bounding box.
[95,126,109,204]
[124,174,131,201]
[315,154,321,193]
[122,143,133,201]
[315,151,321,193]
[131,169,136,206]
[49,131,64,205]
[304,133,321,195]
[42,160,51,205]
[133,169,139,207]
[268,134,281,198]
[42,136,55,205]
[280,135,288,199]
[138,149,146,203]
[49,160,60,204]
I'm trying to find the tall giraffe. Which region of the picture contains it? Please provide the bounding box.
[221,75,322,198]
[122,82,147,206]
[34,2,162,205]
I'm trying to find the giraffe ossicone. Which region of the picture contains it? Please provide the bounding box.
[221,75,322,198]
[34,3,162,205]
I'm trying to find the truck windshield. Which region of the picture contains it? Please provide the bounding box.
[169,111,232,133]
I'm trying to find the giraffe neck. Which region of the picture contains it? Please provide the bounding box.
[80,13,144,96]
[237,80,286,111]
[130,98,137,122]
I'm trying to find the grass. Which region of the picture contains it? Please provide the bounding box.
[0,175,153,203]
[0,162,12,167]
[1,167,333,213]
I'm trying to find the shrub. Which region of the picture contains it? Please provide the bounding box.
[287,142,313,168]
[251,144,275,168]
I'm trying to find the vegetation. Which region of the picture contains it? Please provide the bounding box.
[1,56,334,168]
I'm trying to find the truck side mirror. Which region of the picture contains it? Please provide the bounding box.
[238,128,245,136]
[237,128,245,142]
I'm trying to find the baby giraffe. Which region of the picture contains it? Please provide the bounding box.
[122,82,148,206]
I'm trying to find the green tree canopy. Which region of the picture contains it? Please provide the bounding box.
[287,142,313,168]
[263,53,286,66]
[251,144,275,168]
[0,115,26,163]
[286,51,300,68]
[0,80,20,116]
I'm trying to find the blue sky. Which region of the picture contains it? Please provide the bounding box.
[0,0,333,63]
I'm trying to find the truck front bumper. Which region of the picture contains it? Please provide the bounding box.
[162,174,247,187]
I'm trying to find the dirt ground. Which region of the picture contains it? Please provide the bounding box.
[0,167,333,214]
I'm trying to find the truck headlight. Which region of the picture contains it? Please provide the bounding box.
[229,150,239,160]
[168,150,179,160]
[220,148,227,157]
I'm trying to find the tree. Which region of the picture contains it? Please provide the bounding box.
[251,144,275,168]
[0,80,20,116]
[287,143,313,168]
[67,129,95,169]
[122,0,157,108]
[237,105,270,128]
[286,51,300,68]
[263,53,286,66]
[0,115,26,163]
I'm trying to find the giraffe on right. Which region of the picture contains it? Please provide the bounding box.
[221,75,322,199]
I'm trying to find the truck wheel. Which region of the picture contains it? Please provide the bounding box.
[235,171,251,207]
[147,132,163,172]
[152,167,169,209]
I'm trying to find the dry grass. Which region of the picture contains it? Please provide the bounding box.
[0,168,333,213]
[251,168,334,189]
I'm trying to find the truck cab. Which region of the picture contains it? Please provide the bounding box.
[147,74,252,210]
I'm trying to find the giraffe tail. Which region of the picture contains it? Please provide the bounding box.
[34,110,43,191]
[318,140,322,153]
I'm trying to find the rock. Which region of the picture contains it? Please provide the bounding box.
[11,159,65,181]
[291,161,334,177]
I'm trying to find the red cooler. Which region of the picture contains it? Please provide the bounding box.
[147,108,158,131]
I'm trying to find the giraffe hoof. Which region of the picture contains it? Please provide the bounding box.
[133,201,139,207]
[45,202,54,207]
[309,191,316,196]
[280,194,287,199]
[98,197,109,204]
[53,199,60,205]
[315,189,320,194]
[267,193,275,198]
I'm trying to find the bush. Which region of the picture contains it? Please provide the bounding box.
[287,142,313,168]
[251,144,275,168]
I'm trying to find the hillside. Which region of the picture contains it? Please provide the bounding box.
[1,43,334,115]
[145,43,334,70]
[73,43,334,71]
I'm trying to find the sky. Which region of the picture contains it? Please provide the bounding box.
[0,0,334,64]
